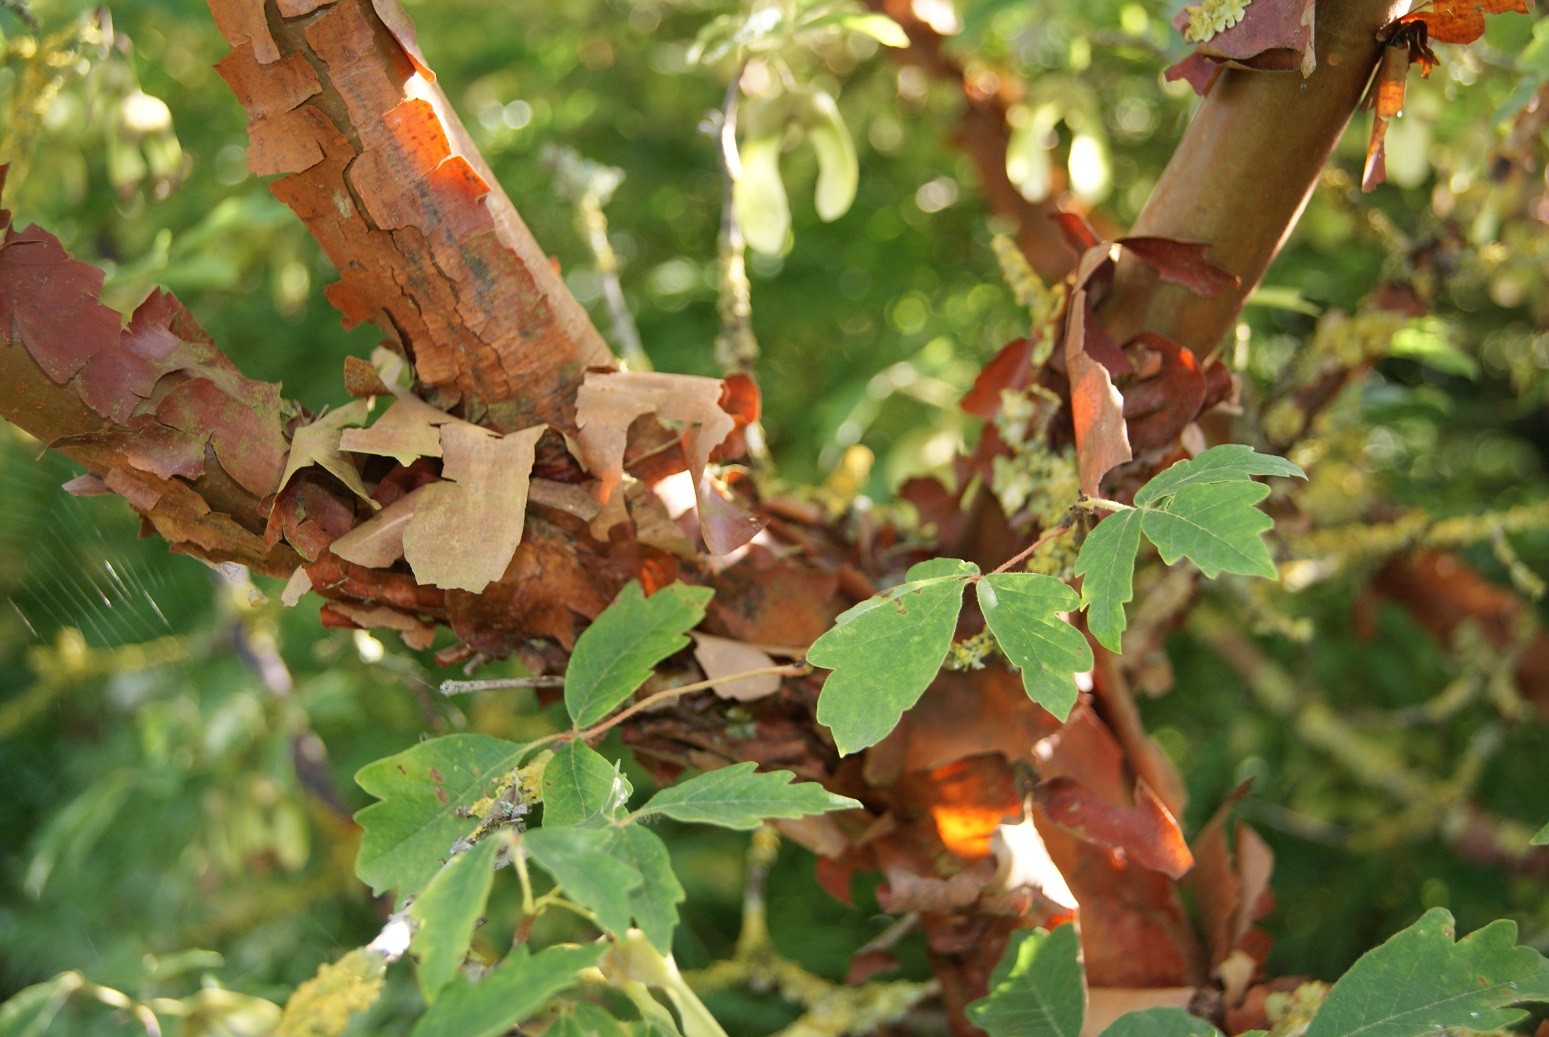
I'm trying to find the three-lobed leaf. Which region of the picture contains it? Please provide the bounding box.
[635,762,859,829]
[409,836,500,1002]
[565,580,713,730]
[1132,444,1305,506]
[609,825,685,953]
[541,740,631,828]
[410,944,603,1037]
[523,827,642,936]
[1074,446,1304,651]
[976,573,1092,721]
[355,734,525,898]
[1140,480,1278,579]
[810,557,976,755]
[965,923,1085,1037]
[1301,907,1549,1037]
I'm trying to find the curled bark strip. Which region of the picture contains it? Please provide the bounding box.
[208,0,613,428]
[0,199,296,575]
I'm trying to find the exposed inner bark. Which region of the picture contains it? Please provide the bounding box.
[0,0,1435,1029]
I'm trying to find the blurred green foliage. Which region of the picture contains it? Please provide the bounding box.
[2,0,1548,1031]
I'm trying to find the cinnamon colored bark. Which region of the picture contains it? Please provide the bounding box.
[0,0,1419,1029]
[208,0,613,431]
[0,206,297,576]
[1101,0,1407,355]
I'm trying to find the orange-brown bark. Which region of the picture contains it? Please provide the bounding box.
[0,0,1426,1029]
[208,0,613,430]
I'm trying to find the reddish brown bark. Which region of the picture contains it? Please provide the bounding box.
[0,0,1429,1030]
[210,0,612,431]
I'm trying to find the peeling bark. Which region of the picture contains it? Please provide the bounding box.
[209,0,613,430]
[0,0,1416,1024]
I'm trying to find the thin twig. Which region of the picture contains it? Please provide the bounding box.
[579,662,808,744]
[989,515,1075,575]
[440,675,564,696]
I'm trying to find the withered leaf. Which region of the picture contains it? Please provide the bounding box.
[1363,41,1412,192]
[1399,0,1529,45]
[1035,776,1194,879]
[1168,0,1317,94]
[402,422,545,593]
[1116,238,1239,296]
[1065,292,1133,497]
[321,601,436,650]
[690,633,781,702]
[339,394,453,466]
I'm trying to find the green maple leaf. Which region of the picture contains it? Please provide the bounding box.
[1302,908,1549,1037]
[976,573,1092,720]
[1140,479,1278,579]
[410,944,603,1037]
[522,827,642,936]
[409,836,500,1002]
[354,734,525,898]
[965,923,1084,1037]
[540,739,631,828]
[1074,446,1304,650]
[808,557,976,755]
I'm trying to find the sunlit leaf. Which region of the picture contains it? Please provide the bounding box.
[410,944,603,1037]
[801,89,857,221]
[634,762,859,829]
[976,573,1092,720]
[409,836,500,1002]
[1133,445,1304,506]
[355,735,525,898]
[564,580,714,730]
[1141,480,1279,579]
[733,133,790,256]
[1302,908,1549,1037]
[809,557,976,755]
[965,923,1085,1037]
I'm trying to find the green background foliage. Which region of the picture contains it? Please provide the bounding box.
[2,0,1548,1031]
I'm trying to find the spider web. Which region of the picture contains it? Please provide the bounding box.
[0,440,215,653]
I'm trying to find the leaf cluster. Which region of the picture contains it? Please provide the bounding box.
[809,446,1303,754]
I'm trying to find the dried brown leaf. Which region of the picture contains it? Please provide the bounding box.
[1035,776,1195,879]
[575,370,764,554]
[1066,292,1133,496]
[1400,0,1529,45]
[690,633,781,701]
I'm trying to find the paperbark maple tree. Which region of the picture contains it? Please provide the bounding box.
[0,0,1539,1032]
